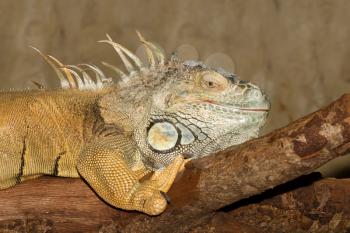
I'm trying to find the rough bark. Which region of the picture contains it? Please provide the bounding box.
[189,174,350,233]
[1,94,350,233]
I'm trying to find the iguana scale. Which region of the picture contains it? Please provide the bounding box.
[0,32,270,215]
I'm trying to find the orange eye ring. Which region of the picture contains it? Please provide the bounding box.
[199,71,228,91]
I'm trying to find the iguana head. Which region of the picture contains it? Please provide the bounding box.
[134,58,270,169]
[98,33,270,170]
[37,32,269,170]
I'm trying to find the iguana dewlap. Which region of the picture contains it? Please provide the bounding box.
[0,32,270,215]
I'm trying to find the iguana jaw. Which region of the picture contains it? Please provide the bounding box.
[168,97,270,114]
[236,108,269,112]
[202,100,270,113]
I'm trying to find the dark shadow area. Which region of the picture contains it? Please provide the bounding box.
[332,166,350,179]
[219,172,323,212]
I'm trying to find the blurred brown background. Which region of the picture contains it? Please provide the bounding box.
[0,0,349,176]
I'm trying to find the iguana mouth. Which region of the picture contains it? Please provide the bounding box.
[203,100,269,113]
[169,96,269,113]
[234,107,269,112]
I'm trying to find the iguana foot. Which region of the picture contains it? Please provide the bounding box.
[78,138,186,216]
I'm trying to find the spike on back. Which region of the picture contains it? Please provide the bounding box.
[30,46,71,89]
[136,31,156,69]
[31,47,113,90]
[48,55,77,88]
[135,31,165,66]
[100,31,166,71]
[101,61,128,83]
[31,32,166,90]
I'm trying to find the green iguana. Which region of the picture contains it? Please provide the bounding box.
[0,32,270,215]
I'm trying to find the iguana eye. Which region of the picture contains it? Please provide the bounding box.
[200,71,228,90]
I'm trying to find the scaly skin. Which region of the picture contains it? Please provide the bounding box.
[0,89,101,188]
[0,33,270,215]
[0,88,185,215]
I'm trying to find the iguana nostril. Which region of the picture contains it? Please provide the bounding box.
[237,84,246,89]
[238,80,249,84]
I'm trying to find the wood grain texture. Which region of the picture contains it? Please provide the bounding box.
[0,177,127,232]
[190,174,350,233]
[0,94,350,232]
[1,176,349,232]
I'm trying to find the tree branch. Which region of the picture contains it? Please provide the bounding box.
[1,94,350,233]
[187,174,350,233]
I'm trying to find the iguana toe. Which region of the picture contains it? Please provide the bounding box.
[143,192,167,215]
[131,182,167,215]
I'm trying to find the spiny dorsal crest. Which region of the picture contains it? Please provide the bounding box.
[31,31,165,90]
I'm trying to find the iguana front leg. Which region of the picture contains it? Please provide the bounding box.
[148,156,186,193]
[77,137,185,215]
